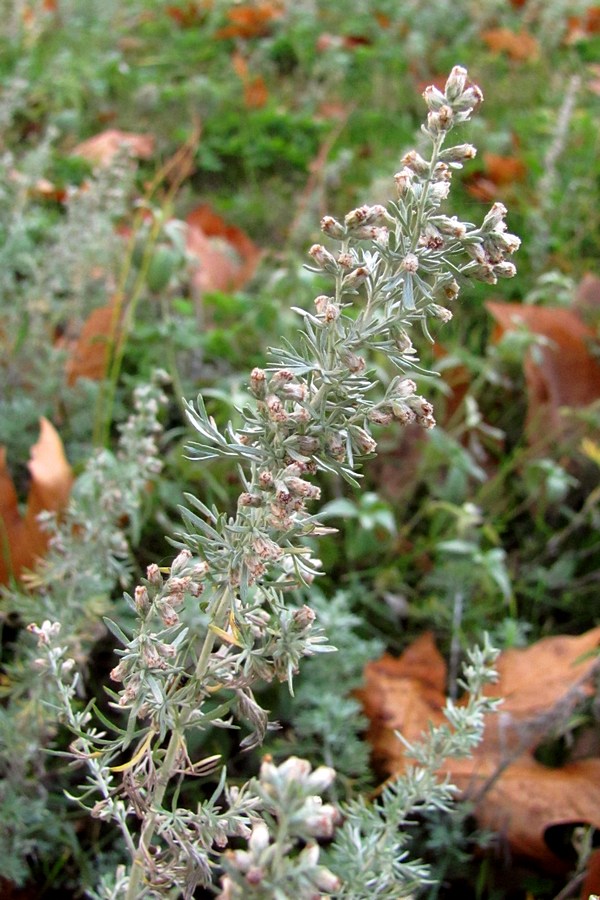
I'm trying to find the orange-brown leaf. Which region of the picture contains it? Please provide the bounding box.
[462,756,600,869]
[465,152,526,201]
[581,847,600,899]
[357,632,447,772]
[477,629,600,753]
[566,7,600,43]
[360,628,600,868]
[186,204,262,293]
[486,302,600,436]
[0,420,73,584]
[64,299,119,386]
[73,129,155,167]
[482,152,527,186]
[482,27,540,61]
[215,2,282,39]
[244,75,268,108]
[231,52,269,108]
[166,2,208,26]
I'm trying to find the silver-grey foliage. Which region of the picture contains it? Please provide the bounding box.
[33,66,516,899]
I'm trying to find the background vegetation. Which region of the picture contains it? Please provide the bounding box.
[1,0,600,897]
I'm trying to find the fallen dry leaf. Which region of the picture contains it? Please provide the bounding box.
[464,755,600,869]
[186,204,262,293]
[215,2,283,39]
[486,301,600,438]
[0,419,73,583]
[242,75,269,109]
[64,299,119,386]
[566,7,600,43]
[166,2,208,26]
[360,628,600,869]
[357,632,447,768]
[231,51,269,108]
[483,152,527,186]
[581,847,600,899]
[465,151,527,202]
[73,129,155,167]
[482,27,540,61]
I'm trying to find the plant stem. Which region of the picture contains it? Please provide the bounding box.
[126,587,232,897]
[125,729,182,900]
[410,133,444,252]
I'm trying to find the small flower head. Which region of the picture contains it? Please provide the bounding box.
[493,260,517,279]
[134,585,150,613]
[344,204,388,230]
[292,604,316,630]
[401,150,429,176]
[350,425,377,455]
[426,105,454,136]
[429,181,451,202]
[266,395,288,423]
[343,266,370,289]
[250,367,267,399]
[171,547,192,575]
[368,408,393,425]
[444,65,468,101]
[238,491,263,508]
[440,143,477,166]
[422,83,447,112]
[481,201,508,233]
[452,84,484,113]
[394,167,414,197]
[308,243,337,272]
[340,349,366,373]
[146,563,163,587]
[27,620,61,646]
[402,253,419,273]
[320,215,345,238]
[429,303,453,323]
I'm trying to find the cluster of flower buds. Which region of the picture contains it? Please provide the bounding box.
[249,366,310,427]
[140,550,210,628]
[256,755,340,833]
[218,756,341,898]
[268,463,322,531]
[396,67,519,290]
[242,532,285,583]
[27,619,61,646]
[314,293,340,323]
[111,631,176,683]
[320,203,392,245]
[109,552,211,707]
[420,216,467,252]
[422,65,484,135]
[308,234,375,289]
[368,377,436,430]
[461,201,521,284]
[28,620,78,677]
[394,68,481,225]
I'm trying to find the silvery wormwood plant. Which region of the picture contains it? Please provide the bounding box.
[1,375,167,886]
[31,67,517,899]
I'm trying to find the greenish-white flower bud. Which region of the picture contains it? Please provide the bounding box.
[444,65,468,101]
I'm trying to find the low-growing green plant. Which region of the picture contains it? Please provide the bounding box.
[29,65,518,898]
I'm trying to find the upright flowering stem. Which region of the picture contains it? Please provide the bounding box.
[34,67,519,898]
